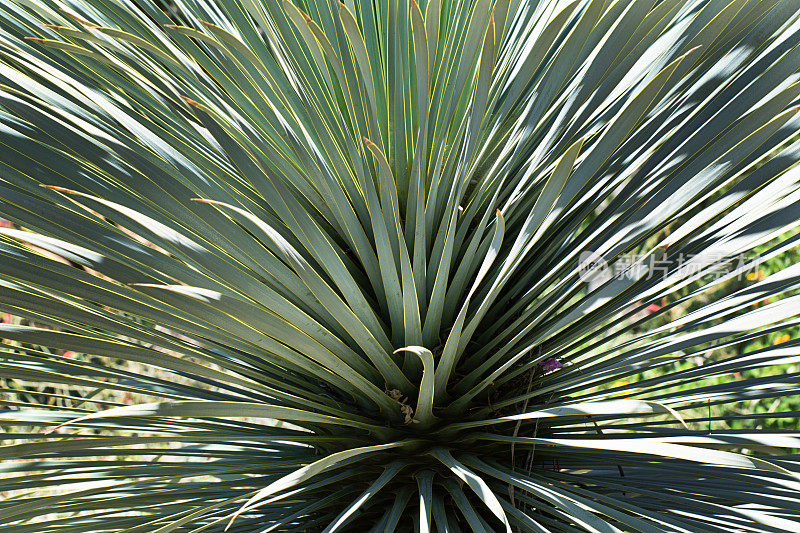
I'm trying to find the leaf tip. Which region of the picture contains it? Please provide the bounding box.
[179,95,201,108]
[681,45,702,60]
[40,184,74,193]
[191,198,219,205]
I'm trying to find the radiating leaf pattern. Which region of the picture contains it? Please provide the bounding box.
[1,0,800,530]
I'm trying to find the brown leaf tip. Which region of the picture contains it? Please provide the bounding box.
[40,184,75,194]
[179,95,201,108]
[680,45,702,60]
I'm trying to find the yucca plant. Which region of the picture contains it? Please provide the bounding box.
[2,0,800,530]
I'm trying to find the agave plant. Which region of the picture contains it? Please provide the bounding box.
[2,0,800,530]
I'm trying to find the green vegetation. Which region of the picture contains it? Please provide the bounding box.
[1,0,800,531]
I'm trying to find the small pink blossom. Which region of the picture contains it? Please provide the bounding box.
[539,358,564,373]
[646,303,661,314]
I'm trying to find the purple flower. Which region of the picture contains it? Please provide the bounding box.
[539,358,564,373]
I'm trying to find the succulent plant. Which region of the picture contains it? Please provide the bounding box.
[2,0,800,531]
